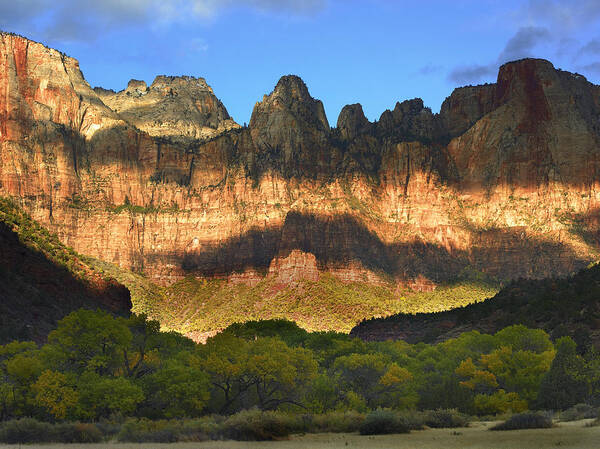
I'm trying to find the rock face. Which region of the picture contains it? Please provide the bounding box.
[439,84,496,138]
[248,75,340,178]
[1,33,600,302]
[376,98,440,141]
[95,76,239,142]
[337,104,372,140]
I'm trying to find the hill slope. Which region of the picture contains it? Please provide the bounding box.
[0,197,131,343]
[350,263,600,347]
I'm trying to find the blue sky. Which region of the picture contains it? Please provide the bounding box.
[2,0,600,125]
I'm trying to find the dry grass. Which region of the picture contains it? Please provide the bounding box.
[1,420,597,449]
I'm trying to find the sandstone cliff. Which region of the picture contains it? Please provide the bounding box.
[2,33,600,332]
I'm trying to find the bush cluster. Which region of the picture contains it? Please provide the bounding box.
[307,411,365,433]
[423,409,470,428]
[0,409,473,444]
[490,412,553,431]
[359,409,411,435]
[0,419,102,444]
[558,403,598,422]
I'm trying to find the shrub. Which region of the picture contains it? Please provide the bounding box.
[0,419,102,444]
[54,423,103,443]
[95,419,122,438]
[559,403,598,421]
[423,409,470,428]
[116,418,219,443]
[0,418,55,444]
[394,410,425,430]
[308,411,365,433]
[177,417,220,442]
[117,419,178,443]
[490,412,553,431]
[221,409,296,441]
[359,409,410,435]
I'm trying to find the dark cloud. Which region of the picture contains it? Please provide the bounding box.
[446,0,600,86]
[579,62,600,74]
[447,64,496,85]
[525,0,600,30]
[418,63,443,76]
[577,39,600,57]
[497,26,551,64]
[448,25,551,85]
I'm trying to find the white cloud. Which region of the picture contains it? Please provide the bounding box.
[0,0,327,42]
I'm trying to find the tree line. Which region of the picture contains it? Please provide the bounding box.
[1,310,599,422]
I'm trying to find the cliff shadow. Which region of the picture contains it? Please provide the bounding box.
[153,211,590,285]
[0,221,131,344]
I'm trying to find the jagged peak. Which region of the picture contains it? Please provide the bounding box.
[337,103,372,140]
[251,74,329,131]
[377,98,429,123]
[338,103,367,123]
[127,79,147,89]
[393,98,428,114]
[93,86,116,96]
[150,75,212,92]
[271,74,312,101]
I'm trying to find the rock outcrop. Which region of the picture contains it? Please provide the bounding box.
[337,103,372,141]
[248,75,340,178]
[95,75,238,142]
[1,32,600,308]
[376,98,441,141]
[439,84,496,138]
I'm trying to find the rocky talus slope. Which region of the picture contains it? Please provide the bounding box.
[2,32,600,336]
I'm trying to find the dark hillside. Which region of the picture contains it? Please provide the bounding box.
[351,264,600,348]
[0,198,131,343]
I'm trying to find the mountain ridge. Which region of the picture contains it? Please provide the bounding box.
[1,32,600,338]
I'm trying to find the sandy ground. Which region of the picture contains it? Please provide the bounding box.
[0,420,598,449]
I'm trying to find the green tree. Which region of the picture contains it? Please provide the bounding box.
[536,337,589,410]
[199,334,254,414]
[200,335,318,413]
[46,309,132,375]
[141,353,210,418]
[76,372,144,420]
[333,353,416,409]
[2,350,44,418]
[31,370,78,420]
[246,337,317,410]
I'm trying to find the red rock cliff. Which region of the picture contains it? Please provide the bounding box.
[1,33,600,293]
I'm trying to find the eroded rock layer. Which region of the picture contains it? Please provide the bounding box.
[1,32,600,295]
